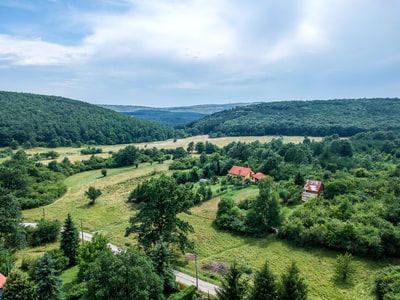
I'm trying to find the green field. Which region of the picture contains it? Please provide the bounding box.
[19,136,398,299]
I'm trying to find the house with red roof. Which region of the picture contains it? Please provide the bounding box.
[227,166,267,183]
[302,179,324,201]
[0,272,6,299]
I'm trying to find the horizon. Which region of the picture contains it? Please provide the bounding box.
[0,1,399,106]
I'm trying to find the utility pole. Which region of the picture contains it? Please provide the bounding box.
[81,220,84,243]
[195,254,198,290]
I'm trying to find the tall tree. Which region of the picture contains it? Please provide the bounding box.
[216,261,248,300]
[85,248,163,300]
[279,262,308,300]
[0,190,26,250]
[125,174,194,253]
[77,233,109,281]
[35,252,63,300]
[150,240,177,293]
[250,261,278,300]
[2,269,34,300]
[60,213,80,266]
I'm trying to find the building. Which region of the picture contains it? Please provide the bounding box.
[302,179,324,201]
[227,166,267,183]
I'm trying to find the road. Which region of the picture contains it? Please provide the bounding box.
[24,223,219,295]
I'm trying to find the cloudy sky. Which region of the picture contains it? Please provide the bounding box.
[0,0,399,106]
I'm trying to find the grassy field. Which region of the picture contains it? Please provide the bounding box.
[18,135,399,299]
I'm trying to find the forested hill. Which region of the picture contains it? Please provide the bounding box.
[0,91,175,147]
[186,98,400,137]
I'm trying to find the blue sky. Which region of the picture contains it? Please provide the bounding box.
[0,0,399,107]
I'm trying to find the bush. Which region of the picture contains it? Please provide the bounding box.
[169,285,197,300]
[26,219,61,246]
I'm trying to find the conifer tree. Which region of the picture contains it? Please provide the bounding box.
[60,213,80,266]
[2,269,34,300]
[250,261,278,300]
[216,261,248,300]
[280,261,308,300]
[35,252,62,300]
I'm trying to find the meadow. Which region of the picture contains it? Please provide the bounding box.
[19,135,397,300]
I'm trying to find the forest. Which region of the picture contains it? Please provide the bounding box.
[0,91,175,148]
[185,98,400,137]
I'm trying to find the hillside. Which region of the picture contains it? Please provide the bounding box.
[185,98,400,137]
[0,91,175,147]
[100,103,257,127]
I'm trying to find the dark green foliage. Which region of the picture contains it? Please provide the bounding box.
[250,261,278,300]
[77,233,109,281]
[85,187,102,205]
[112,145,141,167]
[150,241,177,293]
[334,252,355,283]
[0,151,66,209]
[0,91,174,147]
[47,249,69,271]
[216,261,248,300]
[0,190,26,250]
[126,174,194,253]
[279,262,308,300]
[170,285,197,300]
[27,219,61,247]
[65,282,88,300]
[375,265,400,300]
[2,269,35,300]
[60,213,80,266]
[80,147,103,155]
[0,245,16,276]
[186,98,400,137]
[85,248,164,300]
[35,252,63,300]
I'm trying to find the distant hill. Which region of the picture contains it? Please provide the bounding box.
[100,103,257,127]
[185,98,400,137]
[0,91,175,147]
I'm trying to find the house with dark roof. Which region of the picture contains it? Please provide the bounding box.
[0,273,6,299]
[227,166,267,183]
[302,179,324,201]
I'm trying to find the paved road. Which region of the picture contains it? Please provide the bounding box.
[24,223,219,295]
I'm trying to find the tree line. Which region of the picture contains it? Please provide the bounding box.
[185,98,400,137]
[0,91,175,148]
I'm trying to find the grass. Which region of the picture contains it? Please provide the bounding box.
[17,136,398,299]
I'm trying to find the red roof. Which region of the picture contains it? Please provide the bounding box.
[252,172,267,180]
[304,180,323,193]
[0,273,6,289]
[228,166,253,177]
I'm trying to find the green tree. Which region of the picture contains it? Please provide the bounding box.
[0,245,16,276]
[101,167,107,177]
[374,265,400,300]
[279,262,308,300]
[2,269,34,300]
[60,213,80,266]
[85,248,163,300]
[77,233,109,281]
[245,177,281,233]
[35,252,63,300]
[216,261,248,300]
[334,252,355,283]
[150,240,177,293]
[250,261,278,300]
[187,141,194,153]
[27,219,60,247]
[0,191,26,250]
[85,186,102,205]
[125,174,194,253]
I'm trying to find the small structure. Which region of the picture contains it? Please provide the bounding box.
[0,273,6,299]
[228,166,255,182]
[302,179,324,201]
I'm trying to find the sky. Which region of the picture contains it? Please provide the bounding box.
[0,0,399,107]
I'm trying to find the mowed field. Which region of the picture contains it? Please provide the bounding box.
[18,135,397,299]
